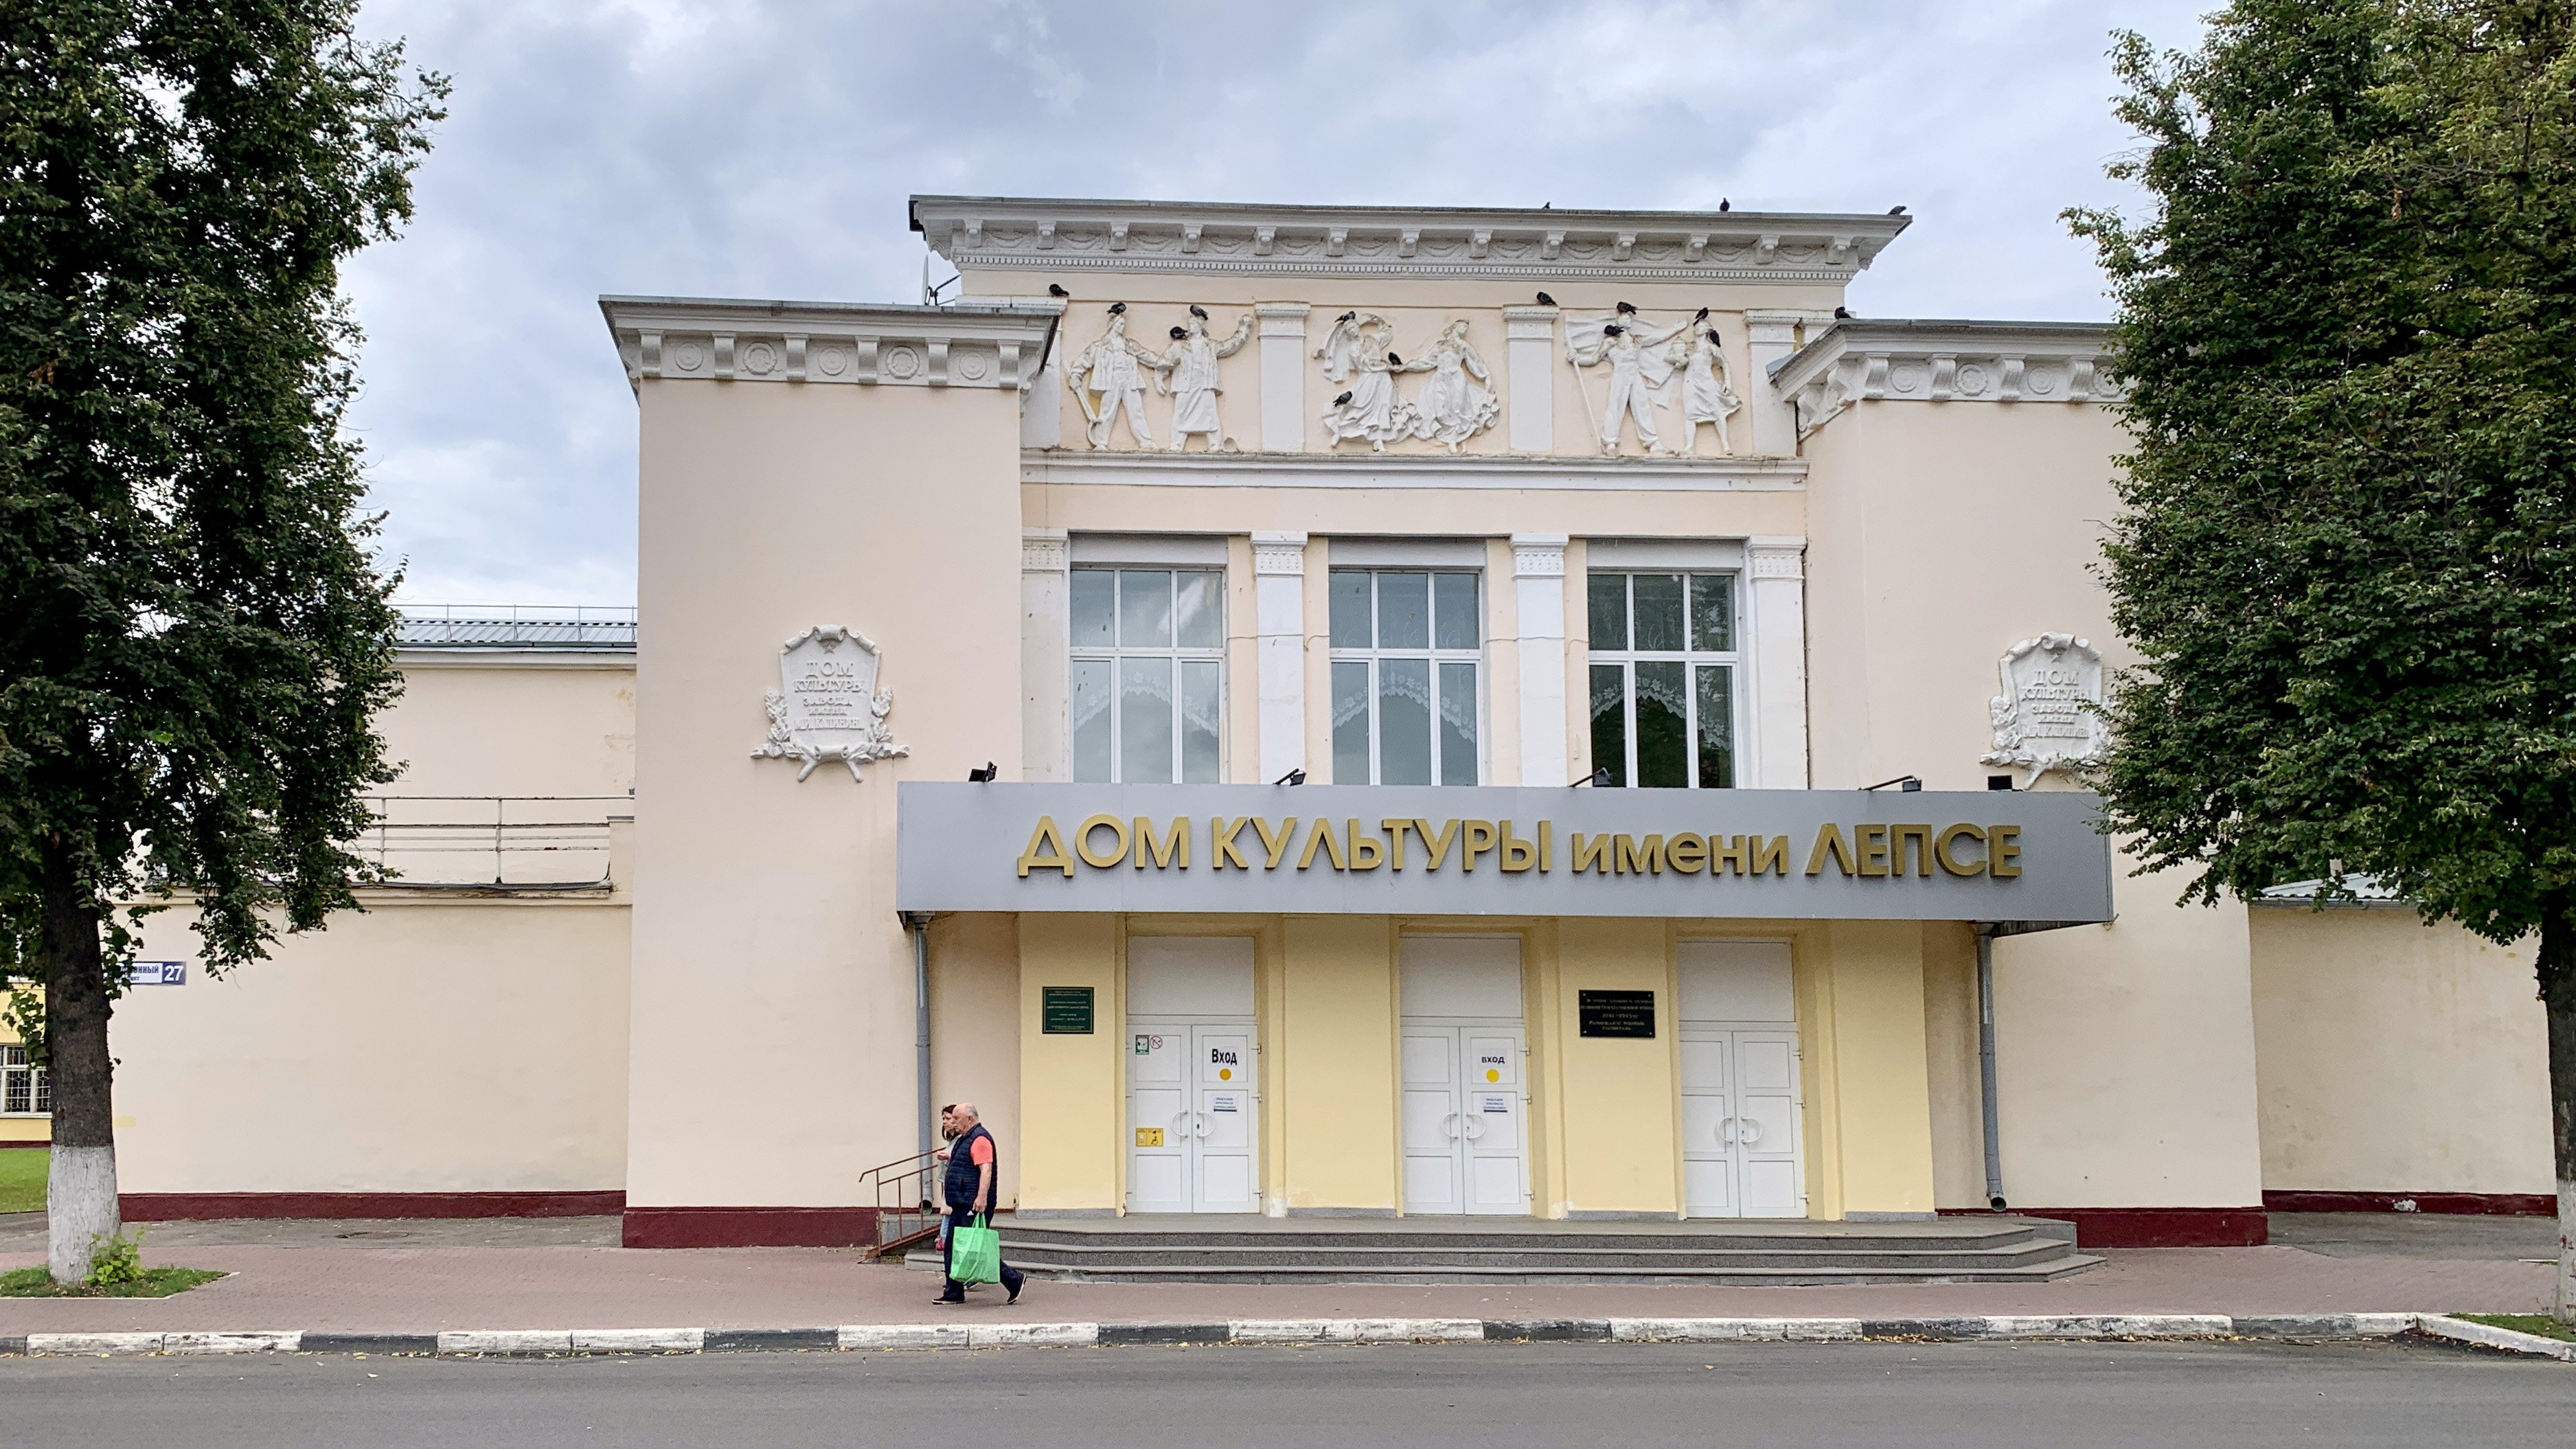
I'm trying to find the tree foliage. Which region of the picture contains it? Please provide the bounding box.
[2073,0,2576,936]
[2072,0,2576,1316]
[0,0,444,1275]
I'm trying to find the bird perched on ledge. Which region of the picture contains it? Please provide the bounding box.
[1535,291,1555,306]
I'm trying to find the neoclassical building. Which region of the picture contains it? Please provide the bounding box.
[83,195,2551,1254]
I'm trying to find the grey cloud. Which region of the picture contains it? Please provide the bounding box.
[343,0,2204,605]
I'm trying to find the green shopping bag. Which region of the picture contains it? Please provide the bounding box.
[949,1214,1002,1284]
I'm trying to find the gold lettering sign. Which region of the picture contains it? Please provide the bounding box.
[1018,817,2030,885]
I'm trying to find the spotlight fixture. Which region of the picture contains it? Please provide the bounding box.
[967,762,997,782]
[1275,767,1306,786]
[1863,774,1923,792]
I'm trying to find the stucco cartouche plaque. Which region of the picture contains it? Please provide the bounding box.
[1981,633,2108,780]
[753,626,909,782]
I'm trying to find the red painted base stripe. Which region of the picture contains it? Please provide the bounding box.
[120,1191,626,1220]
[2262,1189,2554,1216]
[1939,1205,2268,1248]
[621,1206,882,1248]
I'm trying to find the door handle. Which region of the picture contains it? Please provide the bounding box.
[1738,1117,1763,1148]
[1718,1117,1736,1145]
[1194,1111,1211,1140]
[1465,1114,1486,1141]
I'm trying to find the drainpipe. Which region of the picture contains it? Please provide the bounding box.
[1976,926,2007,1209]
[902,912,933,1163]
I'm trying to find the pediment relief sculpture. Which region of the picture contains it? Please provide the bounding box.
[1314,312,1500,454]
[1565,304,1740,457]
[1064,302,1253,451]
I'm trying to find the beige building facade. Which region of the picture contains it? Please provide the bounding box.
[78,195,2555,1246]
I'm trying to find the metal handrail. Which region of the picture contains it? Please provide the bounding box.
[361,795,628,887]
[858,1148,944,1259]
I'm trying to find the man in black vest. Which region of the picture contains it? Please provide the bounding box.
[937,1102,1025,1305]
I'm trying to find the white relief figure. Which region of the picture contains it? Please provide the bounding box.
[1665,309,1740,457]
[1153,305,1255,452]
[1064,302,1160,448]
[1314,310,1421,451]
[1399,319,1501,453]
[1565,302,1686,455]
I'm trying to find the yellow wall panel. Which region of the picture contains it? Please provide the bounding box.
[1016,913,1119,1211]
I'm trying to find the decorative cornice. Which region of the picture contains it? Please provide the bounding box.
[1024,449,1807,494]
[598,295,1062,396]
[1768,319,2120,440]
[911,195,1908,284]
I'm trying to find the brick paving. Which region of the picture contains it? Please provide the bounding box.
[0,1213,2552,1334]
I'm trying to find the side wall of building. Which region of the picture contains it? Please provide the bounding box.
[1803,398,2268,1227]
[2249,906,2553,1201]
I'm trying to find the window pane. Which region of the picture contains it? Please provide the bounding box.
[1176,570,1222,649]
[1071,659,1114,782]
[1433,573,1479,650]
[1119,656,1175,784]
[1378,657,1433,785]
[1329,570,1372,649]
[33,1070,45,1113]
[1332,660,1373,784]
[1632,573,1685,652]
[1181,659,1222,783]
[1588,573,1628,650]
[4,1072,24,1115]
[1071,569,1115,648]
[1588,663,1628,787]
[1377,572,1430,649]
[1690,573,1735,652]
[1696,665,1735,788]
[1635,660,1689,788]
[1438,661,1478,785]
[1119,569,1172,648]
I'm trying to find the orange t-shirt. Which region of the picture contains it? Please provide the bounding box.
[969,1136,994,1167]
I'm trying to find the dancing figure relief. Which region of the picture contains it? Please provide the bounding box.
[1315,312,1501,453]
[1154,305,1254,452]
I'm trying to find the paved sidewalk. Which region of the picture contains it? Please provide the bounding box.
[0,1213,2552,1334]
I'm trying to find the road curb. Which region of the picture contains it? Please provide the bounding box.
[5,1312,2558,1360]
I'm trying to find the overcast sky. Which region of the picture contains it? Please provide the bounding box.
[343,0,2211,608]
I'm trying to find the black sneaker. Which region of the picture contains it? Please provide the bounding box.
[1006,1280,1023,1305]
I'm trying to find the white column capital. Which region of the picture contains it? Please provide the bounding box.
[1746,536,1805,581]
[1502,306,1560,340]
[1022,529,1070,573]
[1252,531,1308,575]
[1254,302,1312,336]
[1511,534,1569,578]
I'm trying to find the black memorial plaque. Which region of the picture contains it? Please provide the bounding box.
[1041,985,1095,1035]
[1577,988,1656,1039]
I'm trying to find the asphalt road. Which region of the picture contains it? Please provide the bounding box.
[6,1339,2573,1448]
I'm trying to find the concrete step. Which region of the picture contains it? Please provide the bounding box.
[903,1216,2101,1285]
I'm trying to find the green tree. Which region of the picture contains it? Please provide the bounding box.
[2072,0,2576,1320]
[0,2,442,1282]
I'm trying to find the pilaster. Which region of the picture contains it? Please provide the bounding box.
[1255,304,1311,453]
[1744,310,1814,457]
[1021,529,1070,781]
[1512,534,1570,786]
[1252,531,1308,781]
[1746,536,1809,788]
[1503,306,1558,453]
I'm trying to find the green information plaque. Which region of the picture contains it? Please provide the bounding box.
[1041,985,1095,1035]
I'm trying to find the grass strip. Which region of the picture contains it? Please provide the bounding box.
[2453,1312,2576,1343]
[0,1266,227,1299]
[0,1150,45,1214]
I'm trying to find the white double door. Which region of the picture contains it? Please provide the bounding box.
[1402,1025,1529,1214]
[1125,937,1259,1216]
[1679,940,1805,1219]
[1126,1020,1258,1213]
[1680,1029,1802,1218]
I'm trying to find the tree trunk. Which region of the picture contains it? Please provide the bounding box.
[2540,890,2576,1325]
[38,842,117,1285]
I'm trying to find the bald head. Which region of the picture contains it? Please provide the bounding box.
[951,1102,979,1126]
